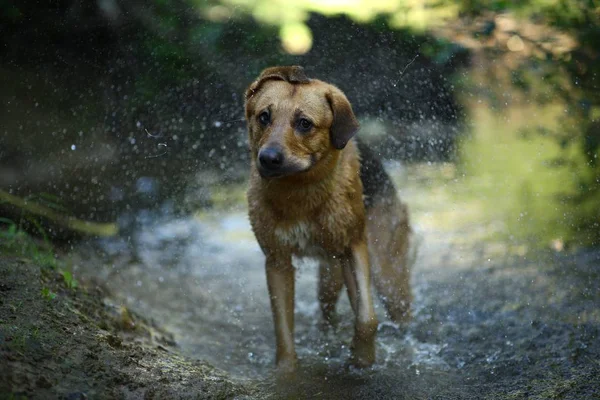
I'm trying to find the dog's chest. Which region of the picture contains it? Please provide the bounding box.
[274,221,326,257]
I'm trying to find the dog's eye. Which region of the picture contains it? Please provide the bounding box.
[297,118,313,133]
[258,111,270,126]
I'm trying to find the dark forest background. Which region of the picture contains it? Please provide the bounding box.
[1,0,598,247]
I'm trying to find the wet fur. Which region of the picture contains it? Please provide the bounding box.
[245,66,412,372]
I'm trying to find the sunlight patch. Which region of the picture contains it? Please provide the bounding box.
[280,22,313,55]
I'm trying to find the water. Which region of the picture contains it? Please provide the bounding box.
[71,163,600,399]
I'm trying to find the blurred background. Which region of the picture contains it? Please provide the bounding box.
[1,2,600,398]
[1,0,598,248]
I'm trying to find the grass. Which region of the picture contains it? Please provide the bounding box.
[0,192,90,293]
[0,217,57,269]
[0,217,78,296]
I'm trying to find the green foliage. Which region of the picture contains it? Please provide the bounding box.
[0,0,22,21]
[1,215,79,295]
[449,0,600,246]
[452,0,591,17]
[0,217,54,266]
[539,2,600,245]
[457,105,590,246]
[5,394,28,400]
[62,270,78,290]
[41,287,57,301]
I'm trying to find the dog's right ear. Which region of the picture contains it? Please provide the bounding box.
[245,66,310,101]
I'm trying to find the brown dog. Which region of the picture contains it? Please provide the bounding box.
[245,66,412,372]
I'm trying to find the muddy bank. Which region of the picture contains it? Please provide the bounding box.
[0,257,253,399]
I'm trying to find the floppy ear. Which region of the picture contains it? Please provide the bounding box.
[245,65,310,101]
[326,88,360,150]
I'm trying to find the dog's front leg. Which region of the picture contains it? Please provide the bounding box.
[342,240,378,368]
[265,253,297,372]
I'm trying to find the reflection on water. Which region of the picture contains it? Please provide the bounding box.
[72,160,600,398]
[459,104,594,248]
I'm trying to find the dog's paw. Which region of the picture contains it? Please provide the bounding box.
[275,356,298,375]
[349,339,376,368]
[348,353,375,369]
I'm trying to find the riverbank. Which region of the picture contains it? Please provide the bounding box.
[0,255,254,399]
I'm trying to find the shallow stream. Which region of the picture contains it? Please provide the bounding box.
[71,163,600,399]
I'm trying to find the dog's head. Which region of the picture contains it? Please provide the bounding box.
[245,66,359,179]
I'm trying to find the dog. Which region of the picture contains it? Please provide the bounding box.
[245,66,412,372]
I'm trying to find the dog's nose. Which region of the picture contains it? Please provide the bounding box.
[258,147,284,170]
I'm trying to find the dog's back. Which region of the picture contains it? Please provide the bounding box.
[358,140,412,321]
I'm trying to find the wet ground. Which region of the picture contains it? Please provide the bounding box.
[71,162,600,399]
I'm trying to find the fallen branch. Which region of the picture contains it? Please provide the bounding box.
[0,189,118,237]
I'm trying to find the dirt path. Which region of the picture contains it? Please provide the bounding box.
[64,163,600,399]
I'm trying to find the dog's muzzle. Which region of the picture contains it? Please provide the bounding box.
[258,147,285,176]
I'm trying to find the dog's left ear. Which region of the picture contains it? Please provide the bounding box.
[326,88,360,150]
